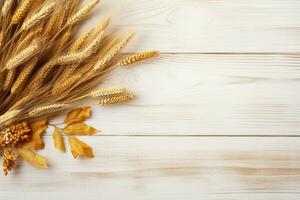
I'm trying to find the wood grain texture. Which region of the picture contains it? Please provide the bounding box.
[3,0,300,199]
[48,54,300,136]
[1,137,300,200]
[85,0,300,53]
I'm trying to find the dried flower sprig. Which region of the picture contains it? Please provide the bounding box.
[0,0,158,176]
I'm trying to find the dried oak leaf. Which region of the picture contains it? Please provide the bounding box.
[64,106,91,125]
[52,128,66,152]
[63,122,97,136]
[23,119,48,150]
[18,148,48,169]
[68,136,94,159]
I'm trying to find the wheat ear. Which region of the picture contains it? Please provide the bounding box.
[53,31,72,53]
[28,103,67,117]
[35,60,57,86]
[11,58,38,94]
[83,31,104,55]
[11,0,34,24]
[93,34,133,70]
[59,0,72,28]
[69,28,94,51]
[56,52,86,65]
[0,31,4,50]
[94,17,111,35]
[2,69,15,91]
[51,74,81,95]
[0,110,21,125]
[56,31,104,65]
[4,40,40,70]
[66,0,100,26]
[1,0,13,16]
[117,51,159,67]
[99,93,135,105]
[21,2,56,31]
[90,88,128,97]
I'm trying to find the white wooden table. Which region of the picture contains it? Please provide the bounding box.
[2,0,300,199]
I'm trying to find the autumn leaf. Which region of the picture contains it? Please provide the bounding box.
[18,148,48,169]
[68,136,94,159]
[23,119,48,150]
[64,106,92,125]
[63,122,97,135]
[52,128,66,152]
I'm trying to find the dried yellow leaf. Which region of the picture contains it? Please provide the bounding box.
[68,136,94,159]
[18,148,48,169]
[23,119,48,150]
[52,128,66,152]
[64,106,92,125]
[63,122,97,136]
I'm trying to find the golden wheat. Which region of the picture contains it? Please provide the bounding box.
[0,110,21,125]
[1,0,13,17]
[28,104,67,117]
[51,74,81,95]
[99,93,135,105]
[90,88,128,97]
[94,17,110,35]
[12,0,34,24]
[70,28,94,52]
[2,69,15,91]
[117,51,159,67]
[60,0,72,29]
[67,0,100,26]
[21,2,56,31]
[0,31,3,50]
[53,31,73,53]
[4,41,40,70]
[11,58,38,94]
[83,31,104,55]
[93,34,133,70]
[0,0,158,175]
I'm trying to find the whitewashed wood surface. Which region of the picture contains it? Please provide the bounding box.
[2,0,300,199]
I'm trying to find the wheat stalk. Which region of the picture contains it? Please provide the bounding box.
[12,0,34,24]
[21,2,56,31]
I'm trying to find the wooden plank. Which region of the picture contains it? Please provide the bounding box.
[1,136,300,199]
[50,54,300,136]
[84,0,300,53]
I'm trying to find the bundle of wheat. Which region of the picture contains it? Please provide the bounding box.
[0,0,158,175]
